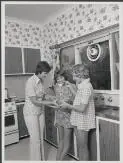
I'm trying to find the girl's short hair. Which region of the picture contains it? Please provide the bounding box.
[54,70,65,84]
[72,64,89,79]
[35,61,51,75]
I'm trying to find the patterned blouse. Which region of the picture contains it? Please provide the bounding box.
[54,82,76,128]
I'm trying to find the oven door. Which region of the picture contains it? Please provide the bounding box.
[5,111,18,134]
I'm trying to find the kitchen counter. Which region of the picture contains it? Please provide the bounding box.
[95,105,119,121]
[15,98,25,103]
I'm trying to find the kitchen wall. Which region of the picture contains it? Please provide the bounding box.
[41,4,119,64]
[5,3,119,99]
[5,18,42,48]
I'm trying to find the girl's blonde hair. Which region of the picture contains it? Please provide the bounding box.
[72,64,89,79]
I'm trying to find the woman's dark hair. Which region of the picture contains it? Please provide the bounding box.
[35,61,51,75]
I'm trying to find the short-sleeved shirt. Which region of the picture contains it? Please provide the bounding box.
[23,74,45,115]
[70,78,96,131]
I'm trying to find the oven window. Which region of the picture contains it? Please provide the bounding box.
[5,115,15,127]
[79,40,111,90]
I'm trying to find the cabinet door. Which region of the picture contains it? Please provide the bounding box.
[88,129,97,161]
[99,119,119,161]
[17,104,29,138]
[45,106,58,147]
[24,48,41,73]
[5,47,23,74]
[67,130,77,159]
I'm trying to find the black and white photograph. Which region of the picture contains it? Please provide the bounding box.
[1,1,122,162]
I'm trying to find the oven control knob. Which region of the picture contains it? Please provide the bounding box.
[108,97,112,102]
[101,96,104,101]
[94,97,98,101]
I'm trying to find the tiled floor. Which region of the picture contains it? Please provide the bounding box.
[5,137,76,161]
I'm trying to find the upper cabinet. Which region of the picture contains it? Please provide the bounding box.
[5,47,23,74]
[5,47,41,75]
[24,48,41,73]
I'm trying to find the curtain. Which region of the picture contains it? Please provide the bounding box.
[111,32,119,89]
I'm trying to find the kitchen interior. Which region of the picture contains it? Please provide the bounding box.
[3,2,120,161]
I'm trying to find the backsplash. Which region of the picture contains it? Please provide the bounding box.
[5,75,30,99]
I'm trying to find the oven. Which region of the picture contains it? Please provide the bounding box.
[5,101,19,146]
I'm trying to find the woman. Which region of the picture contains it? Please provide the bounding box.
[54,72,76,160]
[60,64,96,161]
[23,61,55,161]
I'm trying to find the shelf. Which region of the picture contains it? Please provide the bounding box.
[5,73,34,76]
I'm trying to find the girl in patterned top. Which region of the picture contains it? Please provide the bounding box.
[54,72,76,160]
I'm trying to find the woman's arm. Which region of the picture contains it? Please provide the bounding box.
[60,102,88,113]
[29,96,57,107]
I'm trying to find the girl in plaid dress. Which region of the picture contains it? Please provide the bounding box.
[60,64,96,161]
[54,73,76,160]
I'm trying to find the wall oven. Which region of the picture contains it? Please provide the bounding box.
[5,101,19,146]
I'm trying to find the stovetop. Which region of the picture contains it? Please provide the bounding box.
[5,98,12,103]
[5,101,16,112]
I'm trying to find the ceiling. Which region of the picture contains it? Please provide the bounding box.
[5,4,72,25]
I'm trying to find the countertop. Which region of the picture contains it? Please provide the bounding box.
[95,105,119,121]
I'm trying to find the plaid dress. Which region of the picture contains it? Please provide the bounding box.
[70,78,96,131]
[54,82,75,128]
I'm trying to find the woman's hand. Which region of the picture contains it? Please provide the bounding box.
[59,101,70,110]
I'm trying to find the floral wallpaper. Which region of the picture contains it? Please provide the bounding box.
[5,4,119,65]
[5,19,42,48]
[41,4,119,64]
[74,4,119,37]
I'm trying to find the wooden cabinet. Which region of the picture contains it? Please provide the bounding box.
[5,47,23,74]
[5,47,41,75]
[88,129,97,161]
[68,131,78,159]
[16,103,29,138]
[44,106,58,147]
[24,48,41,73]
[99,119,119,161]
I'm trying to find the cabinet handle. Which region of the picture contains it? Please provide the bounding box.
[108,97,112,102]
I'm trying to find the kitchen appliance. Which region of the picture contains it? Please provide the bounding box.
[5,101,19,146]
